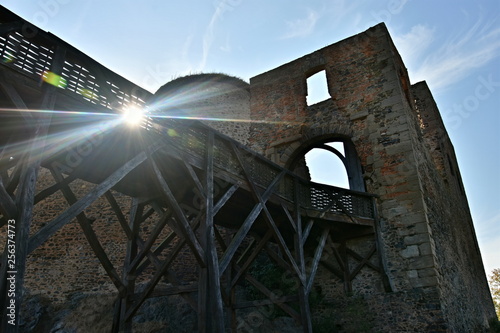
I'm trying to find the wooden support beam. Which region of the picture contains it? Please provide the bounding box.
[219,142,287,275]
[320,259,344,280]
[149,154,206,267]
[261,204,304,283]
[213,182,240,215]
[281,203,297,233]
[104,191,133,239]
[127,209,171,273]
[0,177,16,217]
[346,246,379,276]
[182,159,206,200]
[5,156,22,194]
[28,149,152,253]
[0,72,33,123]
[230,230,274,288]
[294,178,312,333]
[306,227,330,294]
[33,173,77,204]
[301,220,314,247]
[371,197,393,292]
[119,198,144,333]
[340,241,352,293]
[199,130,225,333]
[124,229,187,321]
[243,271,300,322]
[0,66,60,332]
[49,167,126,294]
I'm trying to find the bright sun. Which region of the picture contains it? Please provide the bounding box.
[122,106,144,126]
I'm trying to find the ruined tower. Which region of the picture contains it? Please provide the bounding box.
[0,4,496,331]
[242,23,496,331]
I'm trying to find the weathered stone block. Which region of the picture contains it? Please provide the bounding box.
[404,233,430,246]
[409,255,436,269]
[400,245,419,258]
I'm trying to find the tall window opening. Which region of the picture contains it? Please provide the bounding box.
[306,70,330,106]
[305,142,349,188]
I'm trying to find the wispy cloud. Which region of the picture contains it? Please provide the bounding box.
[282,9,320,39]
[200,1,241,69]
[393,24,435,67]
[395,18,500,91]
[200,6,223,71]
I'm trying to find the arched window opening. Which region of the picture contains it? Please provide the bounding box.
[290,139,365,192]
[306,70,330,106]
[305,147,349,189]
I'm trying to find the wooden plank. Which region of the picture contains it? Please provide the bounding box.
[0,21,23,35]
[28,149,152,253]
[265,243,293,273]
[149,155,206,267]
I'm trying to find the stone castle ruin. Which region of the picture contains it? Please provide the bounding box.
[0,5,496,332]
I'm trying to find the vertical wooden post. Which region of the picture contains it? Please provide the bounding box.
[340,241,352,293]
[199,130,225,332]
[293,179,313,333]
[119,198,143,332]
[0,45,65,332]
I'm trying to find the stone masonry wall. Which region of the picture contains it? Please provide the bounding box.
[247,23,495,330]
[411,81,496,329]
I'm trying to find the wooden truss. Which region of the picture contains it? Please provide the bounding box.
[0,9,390,332]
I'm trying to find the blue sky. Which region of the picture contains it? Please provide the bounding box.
[2,1,499,276]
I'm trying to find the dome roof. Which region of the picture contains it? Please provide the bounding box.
[153,73,249,100]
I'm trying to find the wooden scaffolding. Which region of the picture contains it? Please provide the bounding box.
[0,6,388,332]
